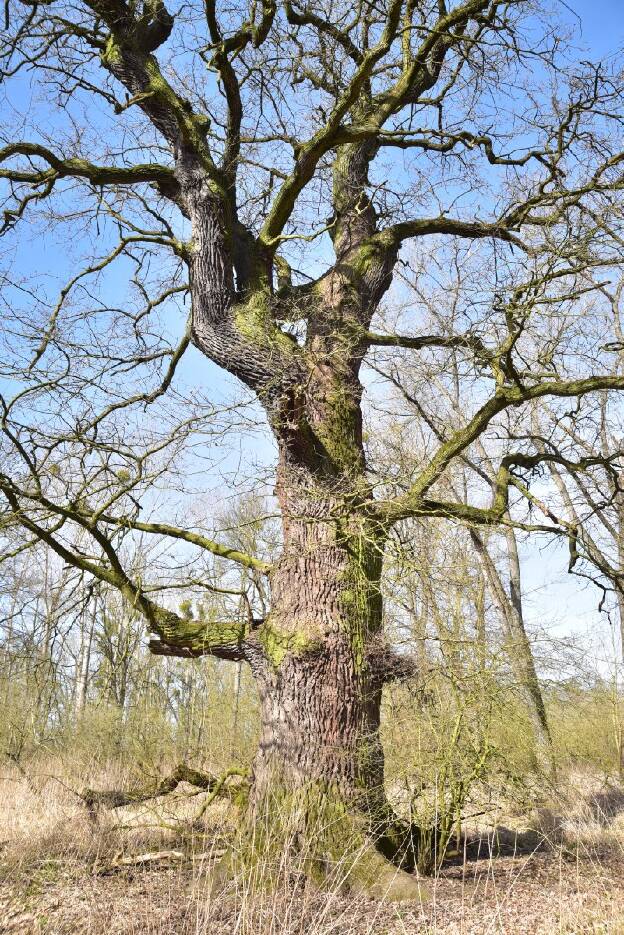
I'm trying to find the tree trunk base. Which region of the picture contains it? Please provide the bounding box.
[209,784,429,902]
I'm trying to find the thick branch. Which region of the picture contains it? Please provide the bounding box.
[0,142,177,189]
[148,611,261,659]
[99,515,271,573]
[81,763,247,810]
[378,374,624,524]
[365,329,487,355]
[0,474,259,660]
[86,0,223,189]
[374,216,530,253]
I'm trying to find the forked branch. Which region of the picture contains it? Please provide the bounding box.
[377,375,624,526]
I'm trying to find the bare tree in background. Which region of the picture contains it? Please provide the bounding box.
[2,0,624,893]
[373,292,555,768]
[531,283,624,662]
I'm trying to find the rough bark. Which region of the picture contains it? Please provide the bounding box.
[239,473,424,897]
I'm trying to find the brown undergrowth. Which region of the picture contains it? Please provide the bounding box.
[3,759,624,934]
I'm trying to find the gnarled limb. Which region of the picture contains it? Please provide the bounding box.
[148,611,262,659]
[84,0,221,184]
[377,375,624,526]
[81,763,250,812]
[364,329,487,355]
[0,142,177,189]
[0,477,261,661]
[378,216,530,253]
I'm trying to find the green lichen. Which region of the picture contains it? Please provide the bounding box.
[334,527,384,673]
[233,289,297,359]
[345,231,392,277]
[256,619,320,668]
[310,380,364,475]
[101,35,122,67]
[152,608,246,655]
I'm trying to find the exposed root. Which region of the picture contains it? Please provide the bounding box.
[96,847,228,875]
[207,784,429,902]
[344,841,428,901]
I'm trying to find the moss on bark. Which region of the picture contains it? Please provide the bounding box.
[211,781,428,901]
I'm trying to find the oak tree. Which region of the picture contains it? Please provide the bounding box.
[2,0,624,896]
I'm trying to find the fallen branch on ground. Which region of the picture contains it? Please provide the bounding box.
[97,849,186,874]
[81,763,250,818]
[94,847,227,874]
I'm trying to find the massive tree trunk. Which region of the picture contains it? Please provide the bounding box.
[253,543,384,803]
[239,461,423,897]
[167,133,430,891]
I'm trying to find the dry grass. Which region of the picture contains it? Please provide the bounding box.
[3,760,624,935]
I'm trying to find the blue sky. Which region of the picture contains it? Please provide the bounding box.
[570,0,624,56]
[1,0,623,671]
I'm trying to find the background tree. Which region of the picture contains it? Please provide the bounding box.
[2,0,624,897]
[371,247,556,767]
